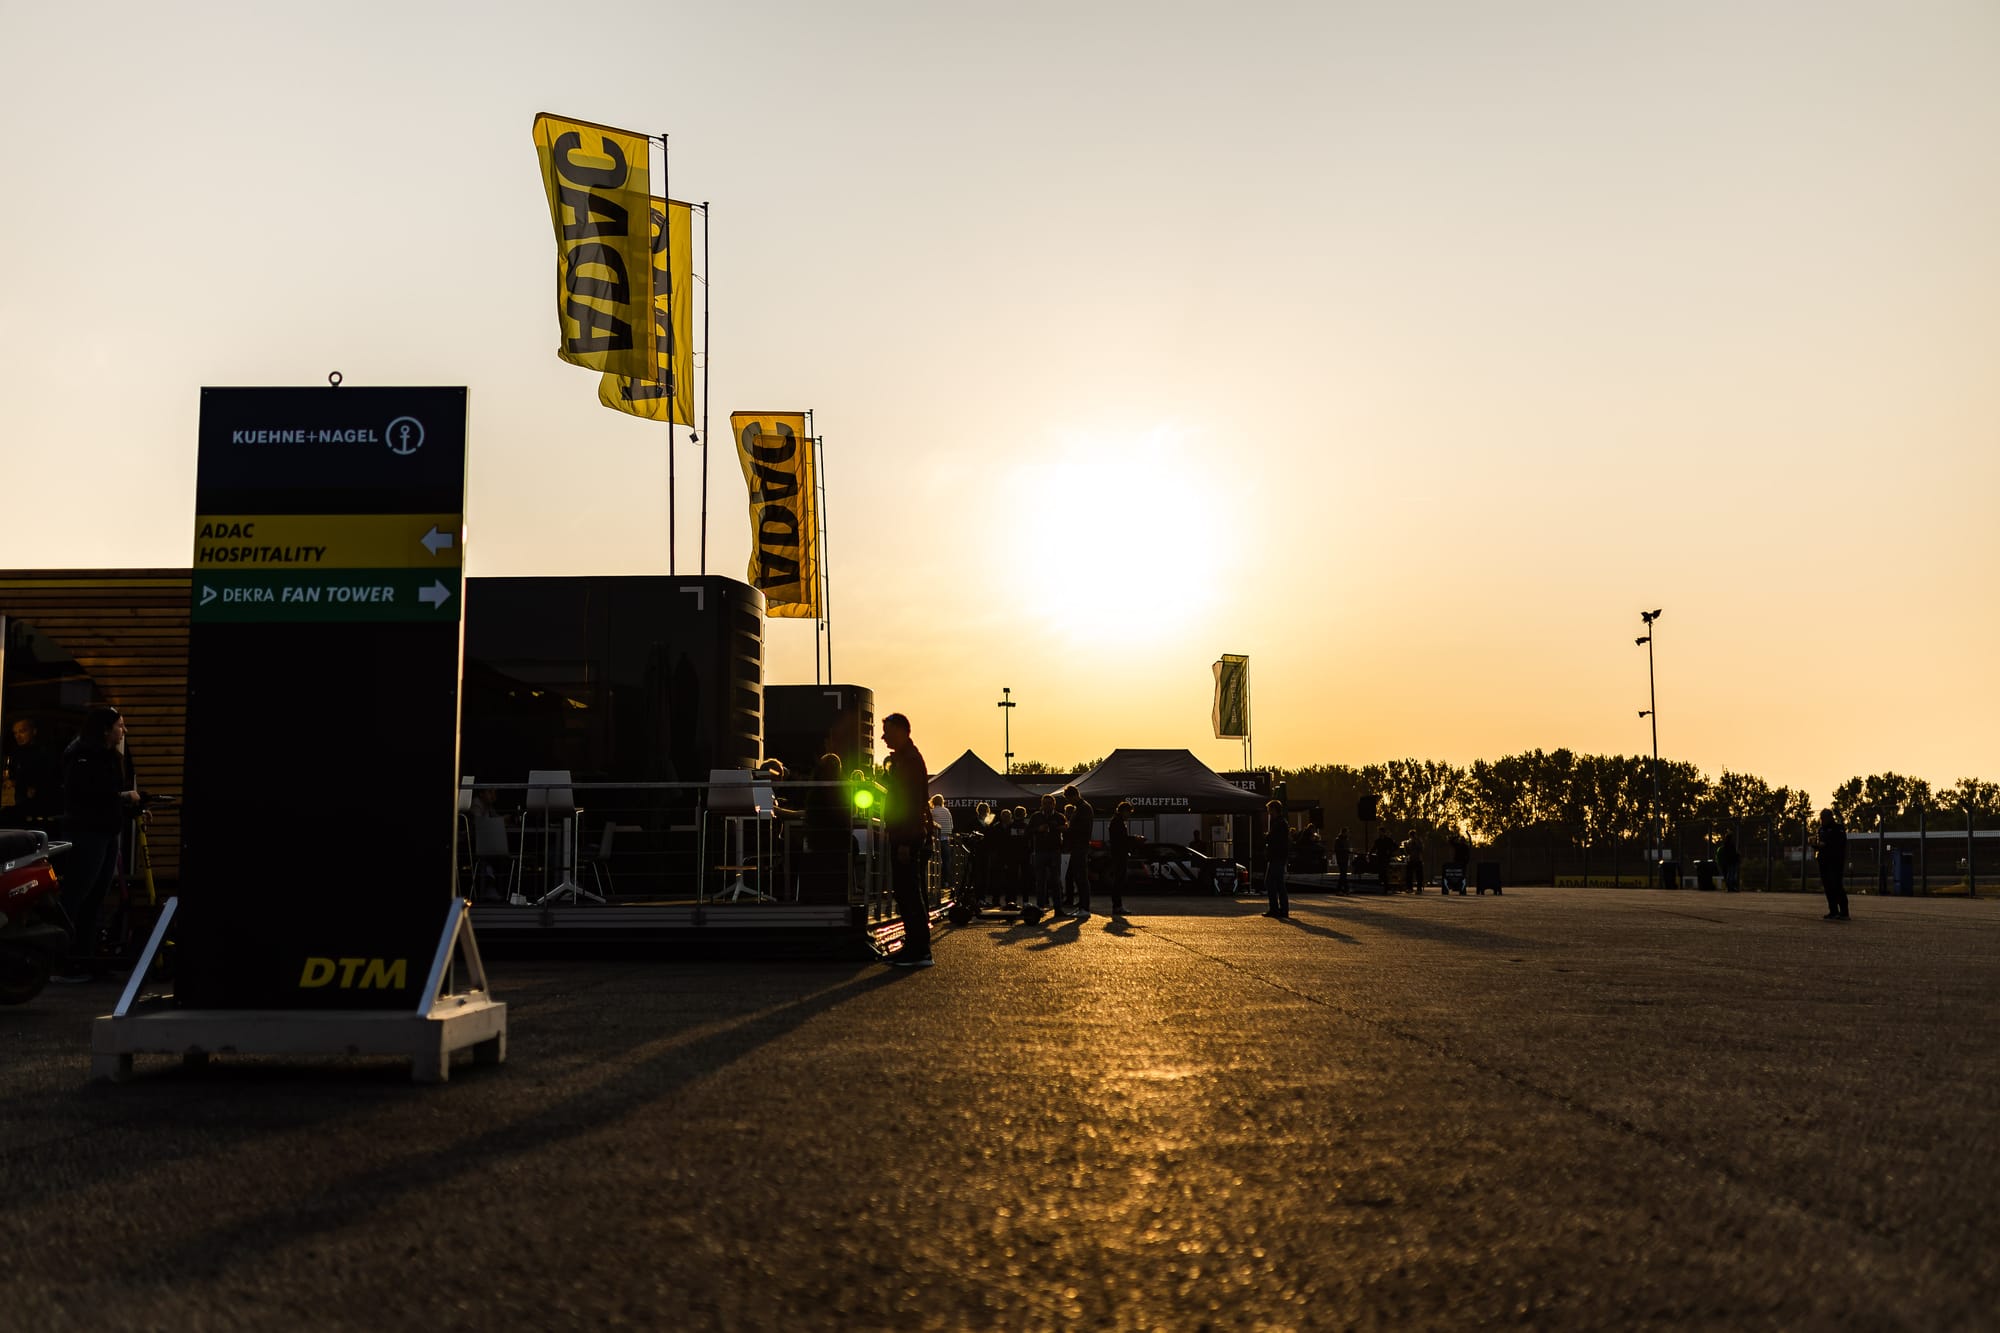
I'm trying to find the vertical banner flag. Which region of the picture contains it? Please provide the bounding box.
[730,412,820,617]
[1213,654,1250,739]
[532,113,654,379]
[599,198,694,424]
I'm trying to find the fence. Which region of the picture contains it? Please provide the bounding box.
[1542,817,2000,896]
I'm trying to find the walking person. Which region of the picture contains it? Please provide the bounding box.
[1811,809,1850,921]
[1263,800,1291,919]
[1106,800,1135,919]
[1027,795,1064,920]
[1061,785,1094,919]
[1332,826,1352,894]
[879,712,935,966]
[1717,829,1742,893]
[1404,831,1427,895]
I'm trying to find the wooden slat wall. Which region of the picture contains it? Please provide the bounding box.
[0,571,190,885]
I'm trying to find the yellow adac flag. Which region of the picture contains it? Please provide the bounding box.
[599,198,694,425]
[532,112,654,379]
[730,412,819,618]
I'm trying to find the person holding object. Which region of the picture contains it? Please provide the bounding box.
[57,706,140,978]
[1263,800,1290,919]
[879,713,934,966]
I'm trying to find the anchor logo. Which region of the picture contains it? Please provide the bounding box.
[385,416,425,456]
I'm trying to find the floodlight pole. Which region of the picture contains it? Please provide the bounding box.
[997,687,1016,774]
[1639,609,1663,857]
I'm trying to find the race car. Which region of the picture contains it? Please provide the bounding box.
[1096,840,1248,892]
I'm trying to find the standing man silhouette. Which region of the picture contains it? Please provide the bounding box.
[1061,784,1094,919]
[880,713,934,965]
[1263,800,1291,919]
[1812,809,1850,921]
[1027,795,1064,920]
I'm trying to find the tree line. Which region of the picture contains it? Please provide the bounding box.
[1276,752,1999,884]
[999,750,1997,883]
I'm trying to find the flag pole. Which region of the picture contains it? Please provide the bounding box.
[817,428,834,681]
[699,200,711,575]
[660,133,676,575]
[807,408,820,684]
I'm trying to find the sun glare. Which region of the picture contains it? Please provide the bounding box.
[1002,428,1230,644]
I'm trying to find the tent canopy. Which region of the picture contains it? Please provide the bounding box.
[927,750,1038,808]
[1067,749,1266,813]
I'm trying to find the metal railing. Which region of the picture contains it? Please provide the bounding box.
[457,777,942,925]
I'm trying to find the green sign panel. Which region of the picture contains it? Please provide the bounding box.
[192,568,461,624]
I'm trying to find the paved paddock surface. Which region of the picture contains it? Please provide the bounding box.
[2,889,1995,1330]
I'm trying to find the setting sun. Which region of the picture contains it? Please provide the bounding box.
[999,426,1240,644]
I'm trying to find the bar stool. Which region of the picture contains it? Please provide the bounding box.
[525,769,597,906]
[703,769,775,902]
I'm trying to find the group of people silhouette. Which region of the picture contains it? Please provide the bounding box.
[954,785,1138,921]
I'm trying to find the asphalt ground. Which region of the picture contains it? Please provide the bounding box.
[2,887,1995,1331]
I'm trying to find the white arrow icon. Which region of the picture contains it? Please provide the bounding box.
[421,526,454,556]
[418,581,453,609]
[200,586,217,606]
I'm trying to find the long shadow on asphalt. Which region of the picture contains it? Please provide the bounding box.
[118,963,907,1283]
[1307,897,1542,950]
[1025,916,1083,952]
[0,962,896,1224]
[1277,915,1360,945]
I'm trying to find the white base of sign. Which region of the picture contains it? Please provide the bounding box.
[91,897,506,1084]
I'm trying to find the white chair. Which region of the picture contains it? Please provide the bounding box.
[704,769,776,902]
[473,814,522,904]
[582,820,630,898]
[525,769,597,906]
[456,777,476,891]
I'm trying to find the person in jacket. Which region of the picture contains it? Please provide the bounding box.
[799,753,851,904]
[1060,785,1094,919]
[1717,829,1743,893]
[1027,795,1064,919]
[879,714,934,965]
[1263,800,1291,919]
[3,718,58,826]
[1812,810,1850,921]
[929,795,956,891]
[1105,800,1136,919]
[58,706,140,974]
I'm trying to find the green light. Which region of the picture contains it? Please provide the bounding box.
[853,788,876,811]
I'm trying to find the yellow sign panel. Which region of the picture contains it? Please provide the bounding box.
[194,515,463,570]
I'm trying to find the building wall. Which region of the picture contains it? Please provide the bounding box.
[0,570,191,885]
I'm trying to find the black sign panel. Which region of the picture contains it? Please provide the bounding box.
[177,386,467,1009]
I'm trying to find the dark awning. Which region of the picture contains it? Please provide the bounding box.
[1066,749,1267,813]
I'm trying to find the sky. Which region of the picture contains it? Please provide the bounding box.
[2,0,1996,804]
